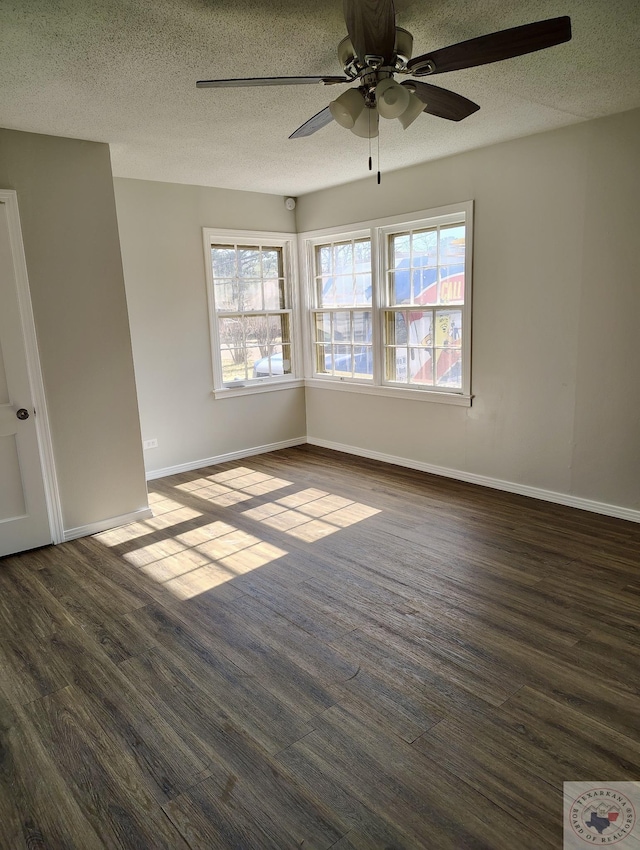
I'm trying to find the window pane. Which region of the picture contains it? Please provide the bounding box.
[437,225,465,305]
[222,353,247,383]
[263,278,285,310]
[318,276,339,307]
[413,267,438,305]
[316,344,330,374]
[315,239,371,308]
[407,311,433,347]
[239,281,262,310]
[247,316,269,359]
[219,316,248,383]
[390,233,410,268]
[238,248,261,277]
[440,225,465,264]
[409,348,434,385]
[256,348,287,378]
[218,315,290,382]
[354,345,373,378]
[219,317,245,349]
[435,348,462,388]
[435,310,461,347]
[315,312,331,343]
[385,311,407,345]
[333,275,354,305]
[333,311,351,342]
[334,345,352,376]
[413,229,438,266]
[439,268,465,305]
[353,312,372,344]
[261,249,282,278]
[354,273,372,305]
[280,343,292,375]
[385,346,409,383]
[389,272,411,305]
[333,242,353,275]
[214,279,238,311]
[268,314,289,345]
[317,245,331,275]
[211,247,237,278]
[253,354,276,378]
[354,239,371,265]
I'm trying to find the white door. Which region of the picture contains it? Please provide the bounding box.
[0,195,54,557]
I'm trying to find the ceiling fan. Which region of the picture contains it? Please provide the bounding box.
[197,0,571,140]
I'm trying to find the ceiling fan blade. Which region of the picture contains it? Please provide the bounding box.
[289,106,335,139]
[343,0,396,64]
[196,76,349,88]
[407,16,571,76]
[402,80,480,121]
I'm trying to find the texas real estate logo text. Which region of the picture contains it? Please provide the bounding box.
[564,783,640,848]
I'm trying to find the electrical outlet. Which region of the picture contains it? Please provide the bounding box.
[143,438,158,450]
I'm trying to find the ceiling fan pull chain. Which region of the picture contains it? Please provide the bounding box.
[377,129,381,185]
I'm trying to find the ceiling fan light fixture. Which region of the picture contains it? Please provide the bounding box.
[397,91,426,129]
[329,87,365,129]
[350,106,379,138]
[375,77,411,119]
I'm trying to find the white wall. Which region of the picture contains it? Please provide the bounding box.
[296,109,640,514]
[113,179,307,475]
[0,129,148,532]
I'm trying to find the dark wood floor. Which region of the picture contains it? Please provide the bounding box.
[1,445,639,849]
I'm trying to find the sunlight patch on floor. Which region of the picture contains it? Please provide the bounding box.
[94,501,203,547]
[120,520,287,600]
[176,467,293,503]
[94,467,378,600]
[241,487,380,542]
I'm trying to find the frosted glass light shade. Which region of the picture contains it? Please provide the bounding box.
[350,107,379,138]
[375,77,411,119]
[398,92,425,129]
[329,88,365,129]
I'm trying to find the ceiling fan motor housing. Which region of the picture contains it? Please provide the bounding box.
[338,27,414,77]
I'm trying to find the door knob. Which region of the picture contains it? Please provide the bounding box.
[16,408,30,420]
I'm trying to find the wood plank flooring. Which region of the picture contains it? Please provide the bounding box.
[1,444,639,849]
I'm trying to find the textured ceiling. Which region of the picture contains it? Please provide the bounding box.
[1,0,640,196]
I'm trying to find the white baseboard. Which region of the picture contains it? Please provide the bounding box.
[145,437,308,482]
[64,507,154,542]
[307,437,640,524]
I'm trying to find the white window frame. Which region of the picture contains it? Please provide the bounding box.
[203,227,303,399]
[299,202,473,406]
[307,229,375,384]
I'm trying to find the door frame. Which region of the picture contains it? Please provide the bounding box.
[1,189,64,545]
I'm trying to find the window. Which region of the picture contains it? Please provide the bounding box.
[312,237,373,380]
[203,229,300,396]
[303,203,472,404]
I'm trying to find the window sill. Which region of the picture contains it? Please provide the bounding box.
[304,377,472,406]
[213,378,305,399]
